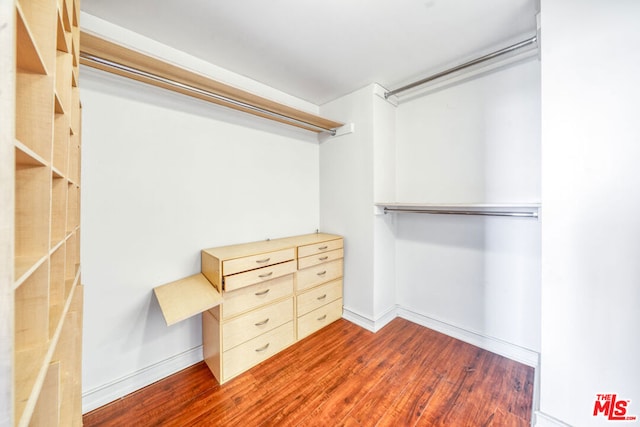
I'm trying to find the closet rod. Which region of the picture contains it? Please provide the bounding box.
[385,35,538,99]
[80,53,338,135]
[383,207,538,218]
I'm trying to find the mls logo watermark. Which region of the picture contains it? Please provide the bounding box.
[593,394,637,421]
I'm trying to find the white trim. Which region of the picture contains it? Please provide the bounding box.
[82,346,203,414]
[534,411,572,427]
[396,307,540,368]
[372,305,398,332]
[342,305,398,332]
[342,307,376,332]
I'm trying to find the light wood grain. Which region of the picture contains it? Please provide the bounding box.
[80,32,343,133]
[17,0,57,74]
[298,247,344,269]
[48,244,65,338]
[222,247,295,276]
[224,259,297,292]
[9,0,83,424]
[52,114,69,174]
[14,161,50,278]
[201,251,222,292]
[50,176,67,246]
[202,238,294,263]
[297,237,343,258]
[297,298,343,340]
[153,274,222,326]
[202,309,222,383]
[296,258,344,292]
[221,273,293,319]
[297,278,342,317]
[198,233,343,385]
[222,321,295,382]
[29,362,59,426]
[16,4,47,74]
[282,233,343,248]
[222,297,293,351]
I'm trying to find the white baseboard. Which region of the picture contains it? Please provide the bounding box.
[372,306,398,331]
[82,345,203,414]
[534,411,572,427]
[396,307,540,368]
[342,307,377,331]
[342,305,397,332]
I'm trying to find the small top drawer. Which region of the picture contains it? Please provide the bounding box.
[224,259,297,292]
[223,248,295,276]
[298,248,343,270]
[297,238,343,258]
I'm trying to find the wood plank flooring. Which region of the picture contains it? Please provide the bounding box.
[83,318,534,426]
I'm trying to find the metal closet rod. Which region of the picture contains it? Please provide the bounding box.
[80,53,338,135]
[385,35,538,99]
[384,207,538,218]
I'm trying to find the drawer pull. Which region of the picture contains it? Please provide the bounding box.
[255,343,270,352]
[317,270,327,276]
[318,245,328,250]
[259,272,273,278]
[256,257,271,263]
[254,318,270,326]
[317,294,327,300]
[254,289,270,296]
[317,314,327,321]
[319,256,329,261]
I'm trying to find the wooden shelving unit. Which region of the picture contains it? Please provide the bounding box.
[2,0,83,425]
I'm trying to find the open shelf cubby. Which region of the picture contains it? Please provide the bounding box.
[14,260,50,422]
[15,147,50,280]
[17,0,57,74]
[8,0,83,423]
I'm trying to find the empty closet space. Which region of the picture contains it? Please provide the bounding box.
[393,57,541,354]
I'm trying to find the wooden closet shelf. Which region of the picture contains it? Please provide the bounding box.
[79,32,344,134]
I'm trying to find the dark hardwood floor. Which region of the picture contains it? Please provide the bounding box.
[83,318,534,426]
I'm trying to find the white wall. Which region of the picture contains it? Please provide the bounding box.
[396,59,540,204]
[80,18,321,412]
[319,86,376,323]
[372,90,397,323]
[539,1,640,426]
[394,58,541,354]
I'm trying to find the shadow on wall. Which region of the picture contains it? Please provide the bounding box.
[81,65,320,144]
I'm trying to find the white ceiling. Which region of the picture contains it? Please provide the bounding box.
[81,0,538,105]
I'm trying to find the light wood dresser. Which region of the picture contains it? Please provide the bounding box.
[154,233,343,384]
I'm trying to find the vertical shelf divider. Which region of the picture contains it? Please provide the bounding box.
[10,0,82,424]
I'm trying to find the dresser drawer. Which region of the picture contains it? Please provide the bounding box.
[221,274,293,320]
[298,248,344,270]
[224,259,296,292]
[222,297,293,351]
[297,238,343,258]
[222,321,294,381]
[297,279,342,317]
[296,259,343,292]
[223,248,295,276]
[297,298,343,340]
